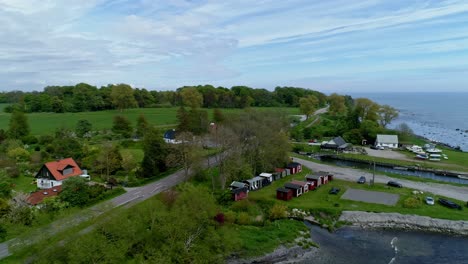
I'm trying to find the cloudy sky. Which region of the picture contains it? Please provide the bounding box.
[2,0,468,92]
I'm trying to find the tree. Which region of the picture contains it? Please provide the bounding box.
[110,84,137,111]
[180,87,203,109]
[75,119,92,138]
[328,93,347,116]
[95,143,122,180]
[299,95,319,119]
[360,120,381,141]
[354,98,379,122]
[112,115,133,138]
[377,105,399,128]
[135,114,149,138]
[8,109,29,139]
[140,128,168,178]
[60,177,90,207]
[213,108,225,123]
[52,129,83,160]
[8,192,34,225]
[0,175,12,198]
[177,106,190,132]
[166,132,202,180]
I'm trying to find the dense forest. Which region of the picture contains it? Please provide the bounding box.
[0,83,327,113]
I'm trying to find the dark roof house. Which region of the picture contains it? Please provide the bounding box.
[321,136,350,150]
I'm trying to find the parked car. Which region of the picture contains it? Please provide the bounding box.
[387,181,402,188]
[329,187,340,194]
[357,176,366,184]
[438,198,462,210]
[370,145,378,150]
[425,196,435,205]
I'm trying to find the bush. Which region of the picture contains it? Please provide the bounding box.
[403,196,422,208]
[236,212,251,225]
[21,135,38,145]
[269,204,288,220]
[231,199,252,213]
[224,211,237,224]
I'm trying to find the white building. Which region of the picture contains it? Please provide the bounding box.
[375,134,399,149]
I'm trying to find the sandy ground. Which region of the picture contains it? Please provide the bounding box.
[294,157,468,202]
[364,147,415,162]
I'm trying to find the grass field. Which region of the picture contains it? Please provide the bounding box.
[0,106,300,135]
[248,169,468,221]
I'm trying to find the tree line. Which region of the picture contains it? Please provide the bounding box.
[0,83,327,113]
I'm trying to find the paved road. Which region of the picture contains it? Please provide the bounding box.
[294,157,468,201]
[0,155,220,260]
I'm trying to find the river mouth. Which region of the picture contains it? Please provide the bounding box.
[304,223,468,264]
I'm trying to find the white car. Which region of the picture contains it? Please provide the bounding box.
[425,196,435,205]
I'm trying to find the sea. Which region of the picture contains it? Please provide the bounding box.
[350,92,468,152]
[302,225,468,264]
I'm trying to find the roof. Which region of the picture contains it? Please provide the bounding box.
[317,171,331,177]
[27,186,62,205]
[259,172,272,177]
[277,187,291,193]
[306,174,322,180]
[376,134,399,144]
[230,181,246,189]
[332,136,347,147]
[231,187,248,194]
[286,162,301,168]
[163,129,177,139]
[284,182,302,189]
[252,176,264,181]
[42,158,83,181]
[275,168,285,172]
[291,180,308,186]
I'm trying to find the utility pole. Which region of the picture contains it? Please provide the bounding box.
[372,160,376,186]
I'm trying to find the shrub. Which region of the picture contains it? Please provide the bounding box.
[224,211,237,224]
[269,204,288,220]
[403,197,422,208]
[236,212,251,225]
[214,213,225,224]
[231,199,252,213]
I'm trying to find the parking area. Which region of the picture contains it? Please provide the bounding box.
[341,188,400,206]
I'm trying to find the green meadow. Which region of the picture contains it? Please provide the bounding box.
[0,106,300,135]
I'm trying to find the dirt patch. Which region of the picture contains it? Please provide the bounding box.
[341,188,400,206]
[365,147,414,161]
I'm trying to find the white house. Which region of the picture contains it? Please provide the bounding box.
[375,134,399,149]
[35,158,88,189]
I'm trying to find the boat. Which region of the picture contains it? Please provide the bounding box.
[429,154,442,158]
[429,158,440,161]
[415,154,428,160]
[426,148,442,154]
[458,175,468,180]
[393,166,408,171]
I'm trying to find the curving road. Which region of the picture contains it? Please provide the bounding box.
[294,157,468,202]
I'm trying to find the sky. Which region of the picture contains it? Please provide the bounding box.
[1,0,468,93]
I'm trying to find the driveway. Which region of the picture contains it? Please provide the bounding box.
[341,188,399,206]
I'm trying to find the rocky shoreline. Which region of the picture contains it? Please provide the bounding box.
[339,210,468,235]
[226,245,319,264]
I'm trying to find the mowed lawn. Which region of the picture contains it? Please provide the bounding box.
[248,169,468,221]
[0,106,300,135]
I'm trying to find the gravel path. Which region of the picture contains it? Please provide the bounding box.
[294,157,468,201]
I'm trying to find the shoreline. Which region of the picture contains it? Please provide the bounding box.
[339,210,468,236]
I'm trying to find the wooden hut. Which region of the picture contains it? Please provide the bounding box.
[276,187,293,201]
[244,176,264,191]
[231,187,248,201]
[275,168,288,177]
[318,171,333,182]
[284,182,303,197]
[259,172,273,183]
[286,162,302,175]
[306,174,323,188]
[291,180,309,193]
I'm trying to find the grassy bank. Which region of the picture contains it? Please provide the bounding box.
[248,176,468,221]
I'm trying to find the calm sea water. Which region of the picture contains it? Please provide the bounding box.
[350,92,468,151]
[304,225,468,264]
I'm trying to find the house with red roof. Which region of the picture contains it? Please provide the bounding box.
[35,158,88,189]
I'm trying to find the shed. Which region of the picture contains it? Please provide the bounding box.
[244,176,264,191]
[284,182,303,197]
[231,187,248,201]
[291,180,309,193]
[230,181,248,190]
[375,134,399,149]
[272,172,282,181]
[275,168,289,177]
[306,174,323,187]
[259,172,273,183]
[286,162,302,175]
[317,171,332,184]
[276,187,293,201]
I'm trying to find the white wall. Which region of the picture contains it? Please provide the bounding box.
[37,178,62,189]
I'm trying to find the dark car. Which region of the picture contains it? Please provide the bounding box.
[329,187,340,194]
[438,198,462,210]
[357,176,366,184]
[387,181,402,188]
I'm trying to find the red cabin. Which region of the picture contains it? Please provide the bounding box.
[284,182,303,197]
[286,162,302,175]
[291,180,309,193]
[231,187,248,201]
[318,171,333,183]
[276,187,293,201]
[306,174,323,187]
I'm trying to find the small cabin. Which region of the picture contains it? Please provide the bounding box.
[291,180,309,193]
[276,187,293,201]
[231,187,248,201]
[306,174,323,187]
[284,182,303,197]
[259,172,273,183]
[275,168,289,178]
[317,171,332,184]
[272,172,282,181]
[286,162,302,175]
[244,176,264,191]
